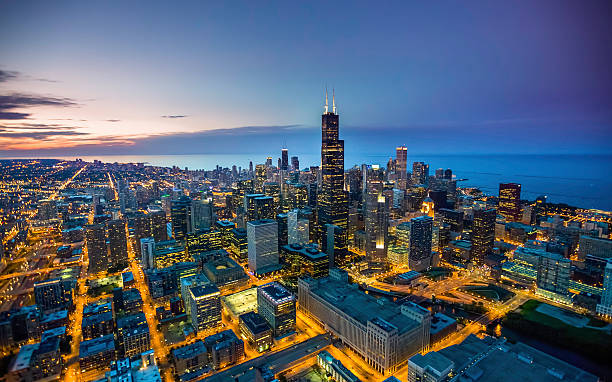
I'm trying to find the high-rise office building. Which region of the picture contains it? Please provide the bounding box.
[281,148,289,171]
[149,209,168,242]
[364,166,389,266]
[171,196,192,241]
[536,251,571,303]
[291,156,299,171]
[471,208,496,264]
[191,198,215,230]
[34,279,70,314]
[396,146,408,188]
[140,237,155,269]
[132,212,151,254]
[276,213,288,248]
[317,90,348,254]
[186,228,223,255]
[247,219,280,275]
[596,260,612,317]
[409,216,433,271]
[106,219,128,267]
[85,223,107,274]
[188,284,221,333]
[287,209,309,245]
[254,165,267,193]
[411,162,429,186]
[498,183,522,222]
[257,282,296,337]
[245,194,275,221]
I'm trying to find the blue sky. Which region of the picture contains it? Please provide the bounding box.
[0,0,611,155]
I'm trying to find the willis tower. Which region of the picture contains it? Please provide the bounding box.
[318,89,348,265]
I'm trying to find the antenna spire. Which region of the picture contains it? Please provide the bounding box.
[324,87,329,114]
[332,88,336,114]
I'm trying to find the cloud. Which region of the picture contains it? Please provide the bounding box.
[0,130,89,139]
[0,111,30,119]
[0,123,78,131]
[0,93,78,120]
[0,70,19,82]
[106,119,121,122]
[0,69,58,83]
[161,115,188,119]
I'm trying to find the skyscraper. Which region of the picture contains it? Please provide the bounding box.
[396,146,408,188]
[287,209,309,245]
[140,237,155,269]
[85,223,107,274]
[149,209,168,242]
[317,90,348,255]
[254,165,267,193]
[106,219,128,267]
[281,148,289,171]
[411,162,429,186]
[188,284,221,333]
[409,216,433,271]
[257,282,296,337]
[291,156,299,171]
[171,196,192,241]
[596,260,612,317]
[247,219,280,275]
[471,208,496,264]
[34,278,70,314]
[364,166,389,266]
[498,183,522,222]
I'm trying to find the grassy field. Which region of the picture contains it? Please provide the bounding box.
[423,267,453,280]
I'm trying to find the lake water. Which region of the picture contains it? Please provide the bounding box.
[8,153,612,211]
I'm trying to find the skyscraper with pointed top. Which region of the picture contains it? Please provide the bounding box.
[318,89,348,265]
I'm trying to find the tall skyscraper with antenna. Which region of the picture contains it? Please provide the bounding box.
[318,89,348,265]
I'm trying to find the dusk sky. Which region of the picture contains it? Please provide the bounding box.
[1,0,611,156]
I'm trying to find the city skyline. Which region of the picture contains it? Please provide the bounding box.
[1,2,611,382]
[1,0,612,155]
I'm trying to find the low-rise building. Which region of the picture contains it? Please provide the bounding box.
[317,350,361,382]
[172,340,208,377]
[203,329,244,370]
[408,335,598,382]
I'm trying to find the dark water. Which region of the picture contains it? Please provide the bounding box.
[8,153,612,211]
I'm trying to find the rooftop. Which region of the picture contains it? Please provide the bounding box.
[79,334,115,358]
[258,282,294,304]
[172,340,206,360]
[430,313,456,334]
[190,284,220,299]
[409,351,454,375]
[247,219,276,226]
[223,287,258,317]
[434,335,599,382]
[9,344,37,372]
[83,300,112,316]
[82,311,113,328]
[239,311,271,335]
[304,277,419,334]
